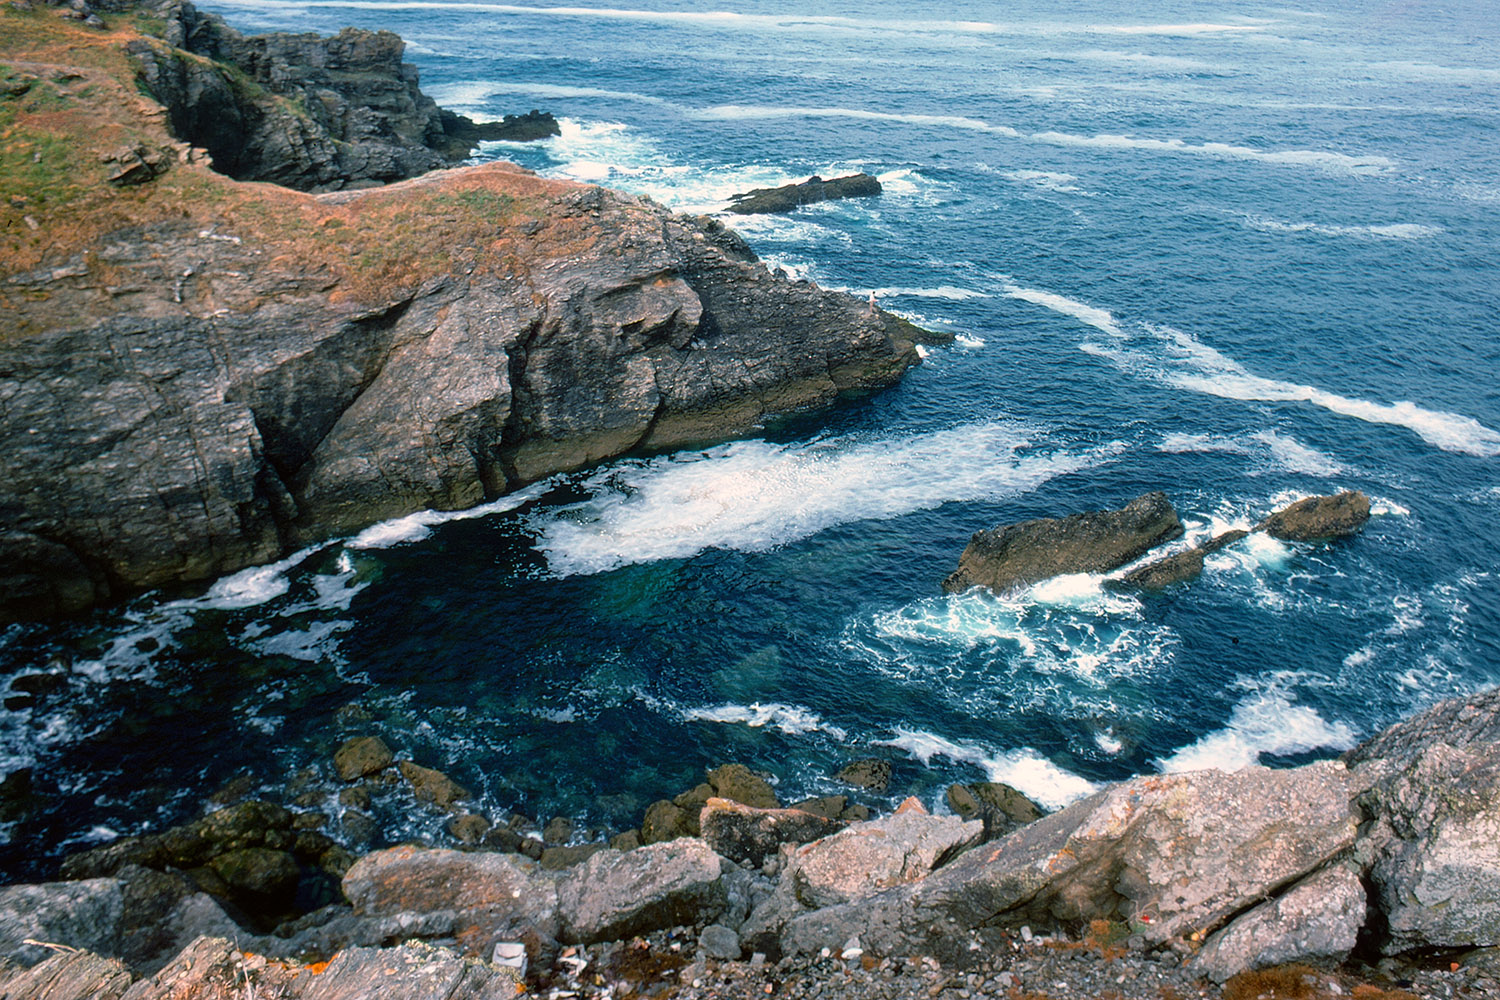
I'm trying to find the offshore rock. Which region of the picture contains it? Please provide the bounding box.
[1257,490,1371,541]
[440,108,560,146]
[1,167,922,623]
[726,173,882,215]
[1110,529,1249,591]
[834,758,891,792]
[1192,865,1366,983]
[943,492,1184,595]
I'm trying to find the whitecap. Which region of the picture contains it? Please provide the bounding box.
[349,482,550,549]
[1028,132,1394,175]
[867,286,990,301]
[1249,430,1345,477]
[534,424,1121,576]
[999,169,1096,196]
[682,702,848,740]
[1236,213,1441,240]
[1158,684,1355,773]
[193,544,329,610]
[878,728,1098,811]
[1001,283,1123,336]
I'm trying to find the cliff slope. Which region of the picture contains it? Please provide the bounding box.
[0,2,928,621]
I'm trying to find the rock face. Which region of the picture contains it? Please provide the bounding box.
[1258,490,1371,541]
[0,165,923,622]
[127,0,549,192]
[942,492,1185,595]
[726,173,882,215]
[1192,865,1366,983]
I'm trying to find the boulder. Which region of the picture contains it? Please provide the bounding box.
[788,795,847,820]
[448,813,492,845]
[342,845,557,937]
[780,760,1359,958]
[834,759,891,792]
[398,760,471,808]
[943,492,1184,595]
[641,800,694,844]
[333,736,393,781]
[707,764,779,810]
[1192,865,1366,983]
[788,811,982,911]
[0,878,123,965]
[207,847,300,909]
[540,844,606,871]
[726,173,882,215]
[1257,491,1370,541]
[295,939,524,999]
[555,839,727,943]
[698,798,846,868]
[945,782,1043,837]
[0,948,133,1000]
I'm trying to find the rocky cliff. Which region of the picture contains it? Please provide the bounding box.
[0,3,929,621]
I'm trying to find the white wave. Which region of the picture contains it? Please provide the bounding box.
[349,483,550,549]
[430,81,669,108]
[1237,213,1440,240]
[879,728,1098,811]
[1158,685,1355,773]
[697,104,1020,136]
[955,333,986,349]
[1002,283,1122,336]
[1097,324,1500,458]
[1370,498,1410,517]
[682,702,847,740]
[1099,22,1268,35]
[1367,60,1500,84]
[1249,430,1345,477]
[1071,49,1217,71]
[1156,429,1343,477]
[1157,432,1251,457]
[869,286,990,301]
[1000,169,1096,196]
[1029,132,1393,175]
[534,424,1119,576]
[194,544,328,610]
[1205,530,1293,576]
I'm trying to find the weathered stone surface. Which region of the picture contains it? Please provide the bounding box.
[440,108,559,145]
[1193,865,1366,983]
[699,923,742,960]
[539,844,605,871]
[706,764,779,810]
[1257,491,1370,541]
[399,760,470,807]
[0,948,133,1000]
[789,811,982,911]
[342,845,556,932]
[726,173,882,215]
[1361,740,1500,952]
[782,760,1358,958]
[0,878,123,965]
[834,759,891,792]
[1,167,922,623]
[1110,528,1248,592]
[699,798,845,868]
[207,847,300,907]
[943,492,1184,595]
[555,839,726,943]
[334,736,393,781]
[120,935,295,1000]
[448,813,492,845]
[1344,685,1500,769]
[297,940,524,999]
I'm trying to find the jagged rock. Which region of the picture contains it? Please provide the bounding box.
[1109,529,1248,591]
[0,948,133,1000]
[706,764,779,810]
[1,167,923,623]
[297,940,524,999]
[333,736,393,781]
[0,878,123,965]
[726,174,882,215]
[1192,865,1366,983]
[555,839,727,943]
[834,759,891,792]
[398,760,470,808]
[780,760,1358,958]
[101,143,172,186]
[945,782,1043,838]
[1344,685,1500,769]
[439,108,560,146]
[699,798,846,868]
[943,492,1185,595]
[207,847,300,909]
[120,935,288,999]
[1257,491,1371,541]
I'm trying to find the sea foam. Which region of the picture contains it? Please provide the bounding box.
[1158,682,1356,773]
[879,728,1098,811]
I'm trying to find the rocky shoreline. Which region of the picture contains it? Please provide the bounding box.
[4,685,1500,999]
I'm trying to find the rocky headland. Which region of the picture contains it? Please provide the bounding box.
[0,0,935,622]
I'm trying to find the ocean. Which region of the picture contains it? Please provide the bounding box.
[2,0,1498,872]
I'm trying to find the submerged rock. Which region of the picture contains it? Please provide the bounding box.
[943,492,1184,595]
[1257,490,1371,541]
[725,173,882,215]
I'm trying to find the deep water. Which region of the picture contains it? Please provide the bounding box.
[3,0,1499,877]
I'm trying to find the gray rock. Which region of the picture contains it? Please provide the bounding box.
[342,846,559,941]
[943,492,1184,595]
[1344,685,1500,769]
[700,923,742,960]
[297,939,524,999]
[0,878,123,965]
[555,839,727,943]
[1192,865,1367,983]
[1257,491,1371,541]
[699,798,845,868]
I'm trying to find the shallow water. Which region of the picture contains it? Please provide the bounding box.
[2,0,1498,876]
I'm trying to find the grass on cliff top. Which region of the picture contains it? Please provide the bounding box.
[1,3,566,322]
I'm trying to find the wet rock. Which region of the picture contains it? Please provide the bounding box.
[483,826,524,853]
[699,798,846,868]
[333,736,393,781]
[540,843,606,871]
[641,800,694,844]
[543,816,575,845]
[726,173,882,215]
[1113,529,1251,591]
[945,782,1043,837]
[340,810,377,845]
[789,795,847,820]
[943,492,1185,595]
[609,829,641,852]
[207,847,300,911]
[448,812,492,845]
[835,759,891,792]
[707,764,779,810]
[338,785,372,810]
[1257,490,1371,541]
[1193,865,1366,982]
[839,804,871,822]
[398,760,470,808]
[555,839,727,943]
[439,107,560,145]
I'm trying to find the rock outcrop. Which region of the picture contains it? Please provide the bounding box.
[1258,490,1370,541]
[127,0,552,191]
[942,492,1184,595]
[726,173,882,215]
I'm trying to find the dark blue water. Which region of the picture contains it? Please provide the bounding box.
[3,0,1499,875]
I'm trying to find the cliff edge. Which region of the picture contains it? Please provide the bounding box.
[0,1,930,621]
